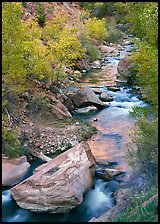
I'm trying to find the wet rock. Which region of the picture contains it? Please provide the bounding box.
[92,88,103,94]
[2,156,30,187]
[107,86,120,91]
[10,142,96,213]
[104,181,120,192]
[91,60,101,69]
[71,87,106,109]
[96,168,122,180]
[100,92,113,102]
[96,161,118,167]
[74,106,97,114]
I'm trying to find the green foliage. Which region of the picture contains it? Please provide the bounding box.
[114,186,158,222]
[125,2,158,45]
[114,2,129,24]
[2,127,22,159]
[2,2,53,95]
[80,2,115,18]
[36,2,46,27]
[82,17,108,44]
[28,95,50,112]
[126,118,158,184]
[85,43,100,61]
[131,40,158,113]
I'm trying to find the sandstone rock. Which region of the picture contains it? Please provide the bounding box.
[74,106,97,114]
[117,57,132,82]
[114,187,134,204]
[99,45,119,56]
[2,156,30,187]
[56,93,74,112]
[100,92,113,102]
[96,161,118,167]
[91,60,101,68]
[96,168,122,180]
[10,141,96,213]
[71,87,106,109]
[92,88,103,94]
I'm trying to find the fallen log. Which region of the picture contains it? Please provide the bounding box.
[29,150,52,162]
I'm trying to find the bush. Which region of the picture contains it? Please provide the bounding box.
[126,117,158,185]
[85,43,100,61]
[106,28,122,44]
[2,128,22,159]
[27,95,50,113]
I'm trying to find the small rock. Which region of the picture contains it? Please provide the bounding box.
[76,122,80,125]
[93,118,98,122]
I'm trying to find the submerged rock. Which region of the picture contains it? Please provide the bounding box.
[10,141,96,213]
[96,168,122,180]
[2,155,30,187]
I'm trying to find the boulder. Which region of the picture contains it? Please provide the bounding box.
[91,60,101,68]
[96,168,122,180]
[10,141,96,213]
[71,87,106,109]
[99,45,119,56]
[114,187,134,204]
[2,155,30,187]
[100,92,113,102]
[74,106,97,114]
[56,93,75,112]
[43,94,72,119]
[107,86,120,92]
[117,57,132,82]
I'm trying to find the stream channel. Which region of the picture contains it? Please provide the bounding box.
[2,38,148,222]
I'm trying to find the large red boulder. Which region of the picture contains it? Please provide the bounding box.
[10,141,96,213]
[2,155,30,187]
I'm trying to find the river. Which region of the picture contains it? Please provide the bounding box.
[2,37,148,222]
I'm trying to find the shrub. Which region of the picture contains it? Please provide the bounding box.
[106,28,122,44]
[126,117,158,185]
[85,44,100,61]
[28,95,50,113]
[2,128,22,159]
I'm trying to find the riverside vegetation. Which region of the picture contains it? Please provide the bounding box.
[2,2,158,222]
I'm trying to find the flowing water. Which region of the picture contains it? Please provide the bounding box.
[2,38,147,222]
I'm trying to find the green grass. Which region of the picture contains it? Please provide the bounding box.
[114,186,158,222]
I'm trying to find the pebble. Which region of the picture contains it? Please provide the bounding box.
[76,122,80,125]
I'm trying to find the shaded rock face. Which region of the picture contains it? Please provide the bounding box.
[56,93,75,112]
[2,155,30,187]
[10,141,96,213]
[71,87,106,109]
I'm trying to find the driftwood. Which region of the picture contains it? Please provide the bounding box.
[29,150,52,162]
